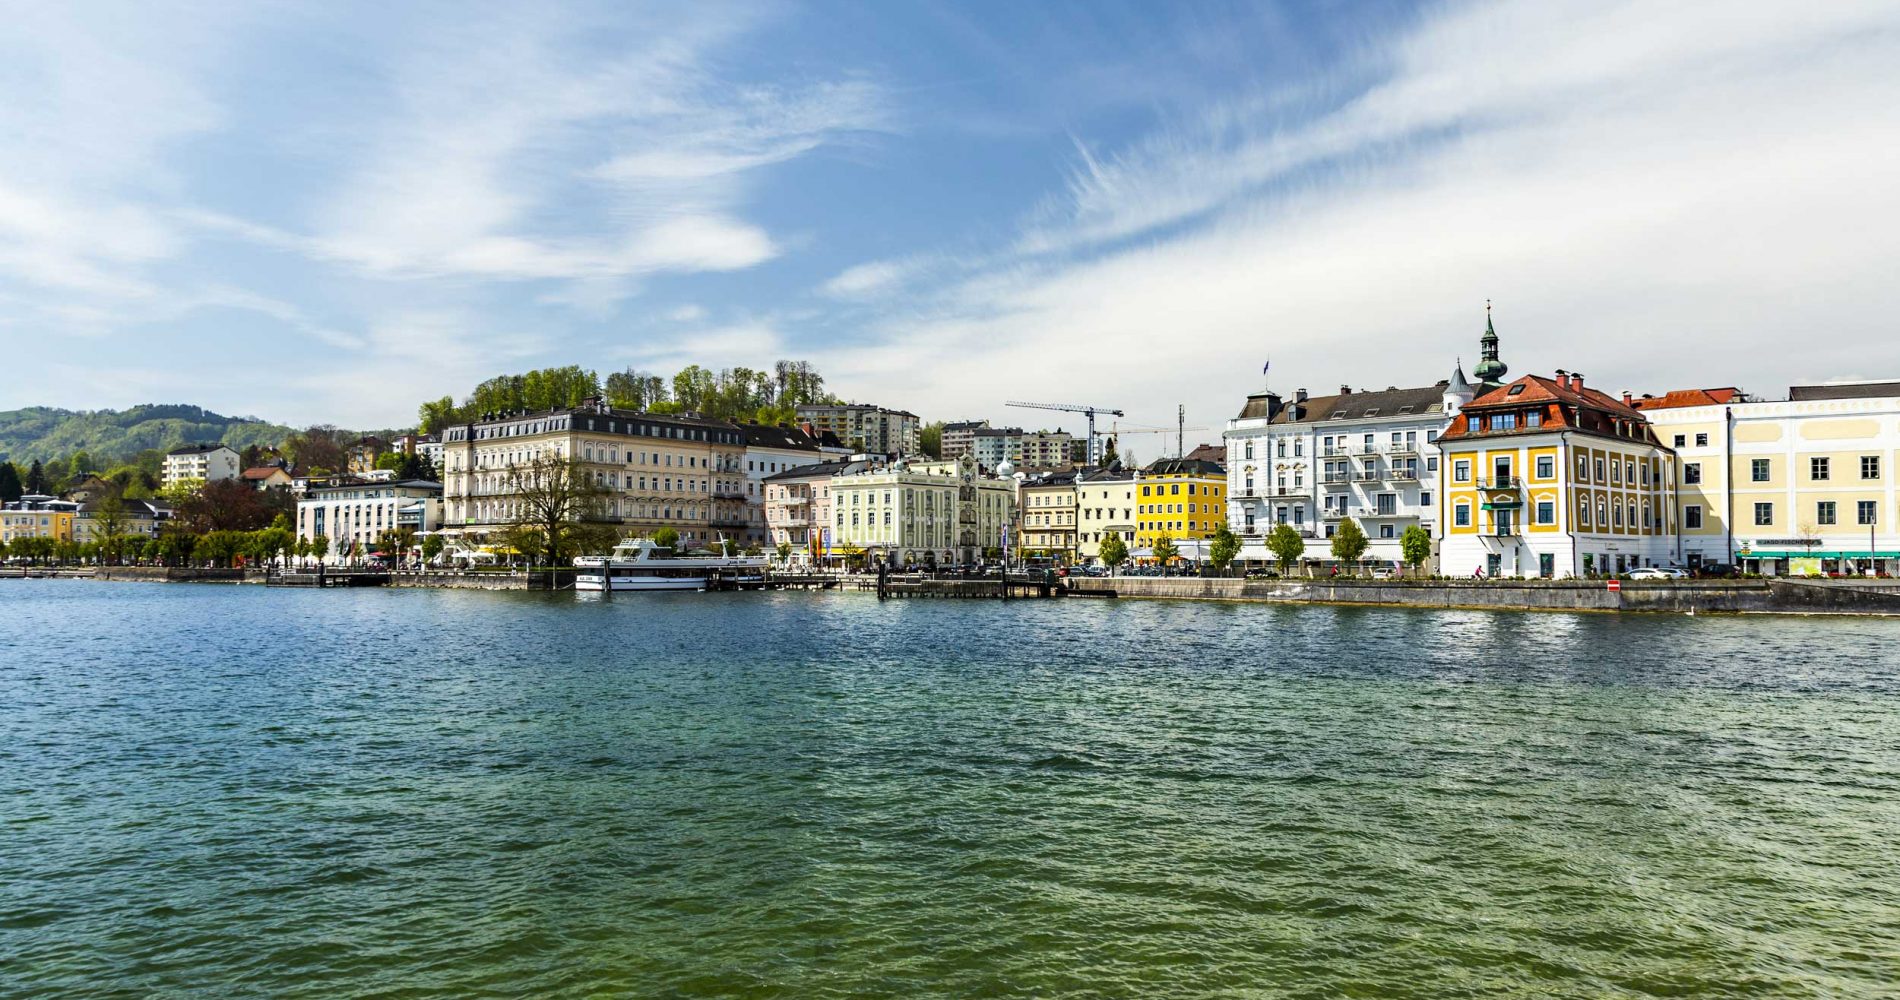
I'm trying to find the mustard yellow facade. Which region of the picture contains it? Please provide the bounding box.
[1,508,74,544]
[1134,458,1226,552]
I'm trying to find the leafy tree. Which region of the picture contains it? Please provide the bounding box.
[197,530,247,567]
[1400,524,1432,573]
[285,426,348,474]
[605,369,669,411]
[1209,522,1241,570]
[1099,532,1128,569]
[175,478,278,533]
[90,489,134,565]
[501,454,611,567]
[652,526,680,550]
[1151,532,1178,565]
[1330,517,1369,570]
[0,462,22,503]
[841,543,866,571]
[743,542,764,557]
[0,538,8,560]
[1266,522,1305,573]
[418,396,459,435]
[421,534,445,563]
[140,537,162,563]
[310,532,329,566]
[775,541,792,562]
[919,421,944,459]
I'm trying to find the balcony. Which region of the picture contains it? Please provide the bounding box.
[1322,476,1352,490]
[1389,470,1419,482]
[1265,487,1309,499]
[1354,470,1381,482]
[1477,477,1522,491]
[1386,444,1419,457]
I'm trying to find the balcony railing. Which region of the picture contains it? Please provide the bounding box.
[1389,470,1419,481]
[1355,470,1381,482]
[1478,477,1523,491]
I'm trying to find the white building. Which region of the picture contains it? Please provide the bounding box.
[793,403,921,456]
[1224,379,1457,569]
[297,479,443,563]
[969,427,1024,470]
[1075,468,1138,564]
[162,444,240,489]
[739,424,834,546]
[828,452,1016,566]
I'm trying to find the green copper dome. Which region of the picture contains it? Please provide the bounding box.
[1473,302,1508,383]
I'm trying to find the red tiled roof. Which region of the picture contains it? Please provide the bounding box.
[1443,373,1663,445]
[240,466,287,480]
[1627,388,1740,410]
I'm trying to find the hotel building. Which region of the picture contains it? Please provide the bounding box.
[162,444,240,489]
[827,452,1016,566]
[1134,458,1226,557]
[1075,468,1138,565]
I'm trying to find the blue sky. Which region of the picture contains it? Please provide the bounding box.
[3,0,1897,442]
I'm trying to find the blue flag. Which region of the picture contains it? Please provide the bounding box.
[1261,360,1270,375]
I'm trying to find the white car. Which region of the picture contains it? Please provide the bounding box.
[1627,567,1688,580]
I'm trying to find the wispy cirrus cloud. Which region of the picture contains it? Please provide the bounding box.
[819,0,1900,434]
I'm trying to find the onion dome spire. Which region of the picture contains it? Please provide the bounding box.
[1473,299,1508,383]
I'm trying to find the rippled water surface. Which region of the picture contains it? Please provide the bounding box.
[3,580,1899,998]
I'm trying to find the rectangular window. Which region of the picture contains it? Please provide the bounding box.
[1453,460,1471,482]
[1754,502,1773,526]
[1817,501,1836,526]
[1419,491,1433,506]
[1695,433,1708,447]
[1673,434,1686,447]
[1535,456,1554,478]
[1859,500,1877,525]
[1595,458,1605,481]
[1811,457,1830,481]
[1454,504,1471,527]
[1536,500,1554,524]
[1752,458,1770,482]
[1684,463,1701,485]
[1862,455,1880,480]
[1684,505,1703,529]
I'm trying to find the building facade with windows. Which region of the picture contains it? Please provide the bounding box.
[1439,371,1678,578]
[969,427,1025,470]
[1,495,77,544]
[761,457,881,565]
[1017,431,1077,472]
[439,399,749,552]
[162,444,240,488]
[297,479,443,563]
[793,403,920,456]
[739,424,834,546]
[1075,468,1138,565]
[1019,470,1079,562]
[828,452,1015,566]
[1135,458,1226,556]
[940,420,989,460]
[1639,381,1900,575]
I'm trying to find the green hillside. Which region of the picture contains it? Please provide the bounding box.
[0,404,298,466]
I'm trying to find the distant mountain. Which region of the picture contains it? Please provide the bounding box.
[0,404,298,467]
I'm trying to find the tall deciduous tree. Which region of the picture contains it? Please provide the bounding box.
[1151,532,1178,565]
[502,454,612,567]
[1266,522,1305,573]
[919,421,944,459]
[1208,522,1240,571]
[1400,525,1432,573]
[1330,517,1369,570]
[90,489,133,565]
[285,426,348,473]
[1099,533,1128,569]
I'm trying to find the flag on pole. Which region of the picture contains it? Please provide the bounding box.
[1262,360,1270,375]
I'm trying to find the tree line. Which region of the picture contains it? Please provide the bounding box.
[415,360,841,434]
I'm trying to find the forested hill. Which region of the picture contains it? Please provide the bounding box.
[0,404,296,466]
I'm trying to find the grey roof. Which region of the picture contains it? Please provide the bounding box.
[943,420,988,430]
[1021,470,1080,487]
[740,423,822,451]
[1447,362,1473,396]
[167,443,233,455]
[761,457,870,483]
[307,478,441,494]
[1789,381,1900,401]
[1142,458,1225,476]
[1270,384,1447,424]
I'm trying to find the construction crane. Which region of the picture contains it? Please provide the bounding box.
[1006,400,1124,466]
[1109,422,1210,459]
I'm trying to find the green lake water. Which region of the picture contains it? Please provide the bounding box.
[2,580,1897,997]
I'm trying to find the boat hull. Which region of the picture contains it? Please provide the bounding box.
[575,573,707,592]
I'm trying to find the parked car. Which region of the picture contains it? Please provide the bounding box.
[1628,567,1688,580]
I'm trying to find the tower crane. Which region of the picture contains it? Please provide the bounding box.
[1108,423,1210,459]
[1005,400,1124,466]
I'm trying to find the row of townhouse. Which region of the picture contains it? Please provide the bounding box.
[1222,308,1900,578]
[762,452,1018,567]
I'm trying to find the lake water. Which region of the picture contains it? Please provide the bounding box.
[2,580,1898,998]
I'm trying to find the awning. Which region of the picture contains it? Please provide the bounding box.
[1739,550,1900,559]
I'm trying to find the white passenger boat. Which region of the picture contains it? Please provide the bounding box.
[573,539,768,592]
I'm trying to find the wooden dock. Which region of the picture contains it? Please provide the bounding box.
[865,569,1061,600]
[267,570,391,588]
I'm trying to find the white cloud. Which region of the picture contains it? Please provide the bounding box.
[821,0,1900,433]
[820,259,917,299]
[667,304,708,322]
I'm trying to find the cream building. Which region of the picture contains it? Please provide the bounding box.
[1018,431,1077,472]
[828,452,1015,566]
[761,456,881,565]
[439,399,749,551]
[941,420,988,459]
[1638,380,1900,575]
[1019,470,1079,563]
[1075,469,1137,565]
[162,444,240,488]
[297,479,443,563]
[1439,371,1678,578]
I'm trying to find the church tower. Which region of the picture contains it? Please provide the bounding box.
[1473,300,1508,385]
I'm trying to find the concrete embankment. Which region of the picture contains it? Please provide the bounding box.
[90,567,255,584]
[1066,576,1900,615]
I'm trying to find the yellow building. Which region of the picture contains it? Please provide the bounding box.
[1638,381,1900,575]
[1,497,76,545]
[1135,458,1227,556]
[1439,371,1677,578]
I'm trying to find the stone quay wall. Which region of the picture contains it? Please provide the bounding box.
[1065,576,1900,615]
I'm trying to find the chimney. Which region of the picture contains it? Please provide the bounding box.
[1340,384,1352,395]
[1554,369,1567,390]
[1295,387,1308,403]
[1571,373,1584,393]
[1622,390,1633,405]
